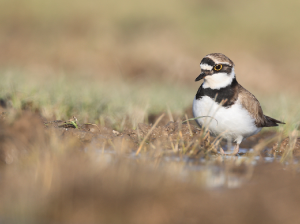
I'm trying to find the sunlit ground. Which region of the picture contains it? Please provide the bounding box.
[0,0,300,223]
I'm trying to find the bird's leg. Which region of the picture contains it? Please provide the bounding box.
[219,147,225,155]
[232,144,240,155]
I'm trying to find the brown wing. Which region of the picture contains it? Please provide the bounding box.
[237,84,285,127]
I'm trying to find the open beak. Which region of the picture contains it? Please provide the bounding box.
[195,72,206,82]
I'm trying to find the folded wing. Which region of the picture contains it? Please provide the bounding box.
[237,84,285,127]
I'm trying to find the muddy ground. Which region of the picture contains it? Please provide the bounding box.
[0,110,300,224]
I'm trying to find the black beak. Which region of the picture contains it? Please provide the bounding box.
[195,72,206,82]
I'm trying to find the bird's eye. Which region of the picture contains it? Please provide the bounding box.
[214,64,222,71]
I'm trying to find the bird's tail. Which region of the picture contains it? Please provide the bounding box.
[264,115,285,127]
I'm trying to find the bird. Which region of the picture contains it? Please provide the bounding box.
[193,53,285,154]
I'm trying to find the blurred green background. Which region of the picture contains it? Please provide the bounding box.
[0,0,299,127]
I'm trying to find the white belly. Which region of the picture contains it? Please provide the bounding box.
[193,96,261,144]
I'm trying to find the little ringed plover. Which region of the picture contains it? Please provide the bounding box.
[193,53,285,154]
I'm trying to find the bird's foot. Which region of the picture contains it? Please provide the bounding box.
[219,147,225,155]
[232,144,240,155]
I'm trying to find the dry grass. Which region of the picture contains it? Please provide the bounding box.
[0,112,299,224]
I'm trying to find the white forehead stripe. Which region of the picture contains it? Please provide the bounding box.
[200,63,213,70]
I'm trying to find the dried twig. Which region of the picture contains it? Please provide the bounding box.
[135,114,165,155]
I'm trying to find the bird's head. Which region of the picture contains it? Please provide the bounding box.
[196,53,235,89]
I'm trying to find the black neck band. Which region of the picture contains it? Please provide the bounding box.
[195,78,238,107]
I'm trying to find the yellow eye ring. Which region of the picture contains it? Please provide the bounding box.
[214,64,222,71]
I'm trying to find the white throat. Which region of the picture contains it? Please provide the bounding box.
[202,68,236,89]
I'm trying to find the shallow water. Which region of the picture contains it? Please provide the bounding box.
[95,146,282,189]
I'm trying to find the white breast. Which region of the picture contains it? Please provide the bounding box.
[192,96,261,144]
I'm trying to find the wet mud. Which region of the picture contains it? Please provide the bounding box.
[0,111,299,224]
[0,109,293,164]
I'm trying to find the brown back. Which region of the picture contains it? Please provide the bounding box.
[237,84,284,127]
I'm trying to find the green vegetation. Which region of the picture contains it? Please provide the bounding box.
[0,71,297,132]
